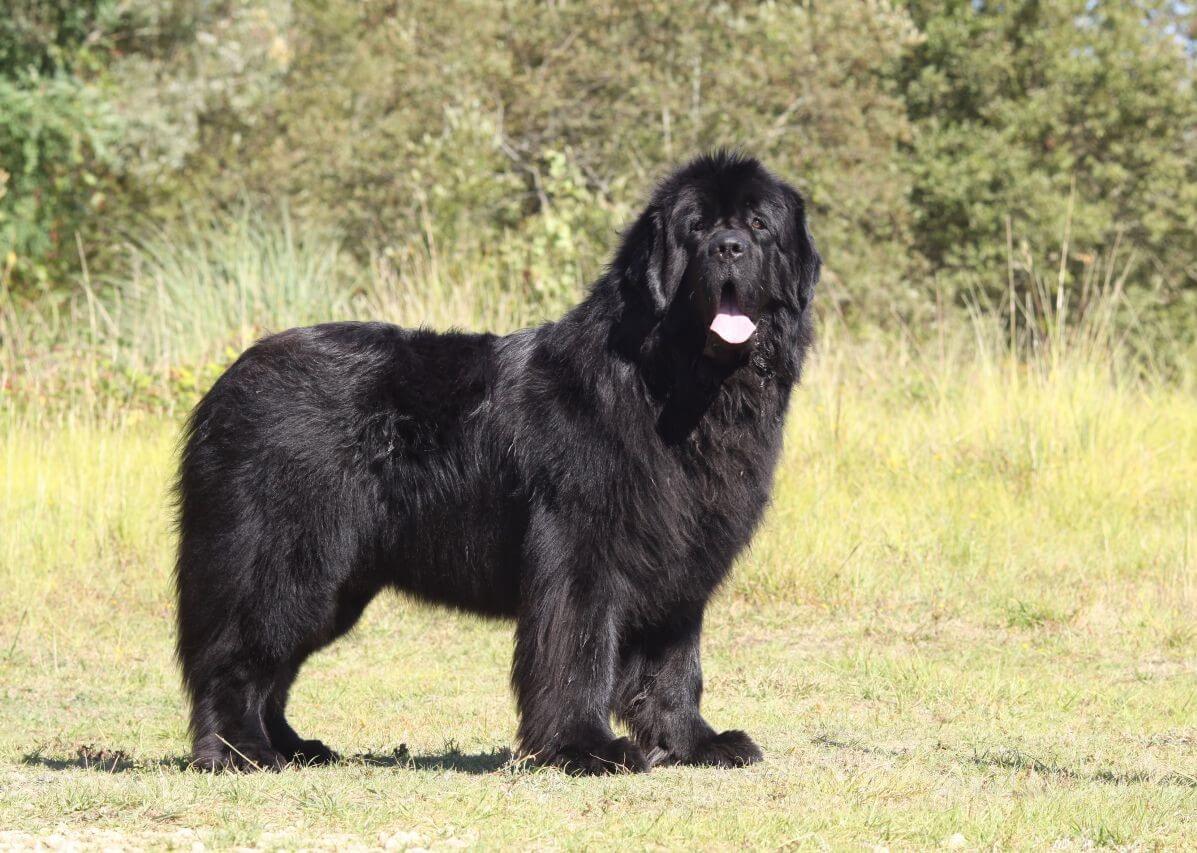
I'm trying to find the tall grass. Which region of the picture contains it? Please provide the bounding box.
[748,317,1196,629]
[6,212,1192,412]
[1,215,559,418]
[2,216,1194,638]
[107,213,557,370]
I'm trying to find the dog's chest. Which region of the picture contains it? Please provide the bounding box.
[613,404,783,600]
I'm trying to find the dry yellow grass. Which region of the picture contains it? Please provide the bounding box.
[3,324,1195,847]
[1,227,1195,847]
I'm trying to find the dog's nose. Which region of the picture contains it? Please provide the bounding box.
[709,230,745,261]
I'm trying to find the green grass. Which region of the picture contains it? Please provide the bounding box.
[1,226,1195,847]
[3,329,1195,848]
[2,594,1195,849]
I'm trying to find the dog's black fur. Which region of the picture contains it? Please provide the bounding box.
[174,152,820,774]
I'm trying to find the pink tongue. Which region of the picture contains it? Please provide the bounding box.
[710,292,756,344]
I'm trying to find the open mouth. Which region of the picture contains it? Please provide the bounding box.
[708,283,757,346]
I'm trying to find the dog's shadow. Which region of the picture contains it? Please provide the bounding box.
[352,744,514,774]
[21,746,188,774]
[20,744,514,776]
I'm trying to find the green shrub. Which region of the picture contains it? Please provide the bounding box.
[0,70,128,289]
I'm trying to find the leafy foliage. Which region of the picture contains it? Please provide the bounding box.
[0,70,121,287]
[899,1,1197,310]
[0,2,121,287]
[1,0,1193,337]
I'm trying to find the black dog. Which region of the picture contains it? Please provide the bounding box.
[174,152,819,774]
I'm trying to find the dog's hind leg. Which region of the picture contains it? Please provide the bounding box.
[179,555,361,771]
[261,588,374,766]
[262,663,336,766]
[185,648,288,772]
[176,540,289,771]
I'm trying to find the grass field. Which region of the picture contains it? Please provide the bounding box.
[2,233,1196,848]
[3,326,1195,849]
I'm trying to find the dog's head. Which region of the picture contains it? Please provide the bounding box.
[614,151,820,364]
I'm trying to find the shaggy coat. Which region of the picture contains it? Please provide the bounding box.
[175,152,820,773]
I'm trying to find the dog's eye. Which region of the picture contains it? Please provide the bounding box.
[690,220,705,233]
[750,217,767,231]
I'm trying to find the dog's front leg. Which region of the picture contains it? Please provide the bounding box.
[511,520,648,775]
[615,605,763,768]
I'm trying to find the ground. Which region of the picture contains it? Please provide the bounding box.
[2,597,1195,849]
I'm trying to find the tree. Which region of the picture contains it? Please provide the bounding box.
[898,0,1197,314]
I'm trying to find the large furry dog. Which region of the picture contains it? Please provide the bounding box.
[175,152,820,774]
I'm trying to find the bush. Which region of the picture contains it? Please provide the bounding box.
[0,1,126,290]
[0,71,123,289]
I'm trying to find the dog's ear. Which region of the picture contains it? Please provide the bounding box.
[786,186,821,313]
[617,205,681,315]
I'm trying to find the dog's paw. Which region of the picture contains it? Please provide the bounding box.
[286,738,338,767]
[675,730,762,768]
[549,736,650,776]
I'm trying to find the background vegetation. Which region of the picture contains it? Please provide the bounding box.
[1,1,1195,848]
[2,1,1196,346]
